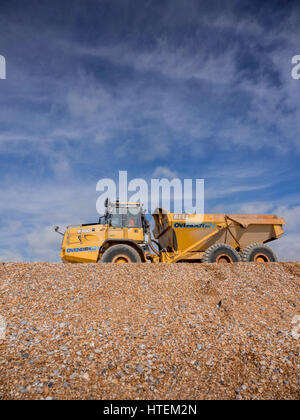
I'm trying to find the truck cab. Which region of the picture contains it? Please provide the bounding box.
[60,201,154,263]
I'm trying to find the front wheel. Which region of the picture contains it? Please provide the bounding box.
[101,244,142,263]
[240,243,278,262]
[202,244,241,263]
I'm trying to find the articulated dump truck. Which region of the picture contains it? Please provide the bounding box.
[56,200,285,264]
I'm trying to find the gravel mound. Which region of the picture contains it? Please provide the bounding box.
[0,262,299,400]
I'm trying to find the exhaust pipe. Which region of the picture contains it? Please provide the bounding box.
[54,226,64,236]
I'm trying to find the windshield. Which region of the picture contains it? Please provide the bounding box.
[109,210,142,228]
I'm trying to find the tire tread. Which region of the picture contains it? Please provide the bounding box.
[202,243,241,263]
[101,244,141,263]
[240,243,278,262]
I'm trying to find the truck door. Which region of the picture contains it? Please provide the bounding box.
[108,213,125,239]
[124,212,144,242]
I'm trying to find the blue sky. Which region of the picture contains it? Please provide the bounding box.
[0,0,299,261]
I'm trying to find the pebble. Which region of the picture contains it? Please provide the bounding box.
[136,365,143,374]
[0,262,299,400]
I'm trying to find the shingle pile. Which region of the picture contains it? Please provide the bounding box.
[0,262,299,400]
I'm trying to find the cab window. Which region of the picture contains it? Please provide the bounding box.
[110,214,123,228]
[123,213,141,228]
[109,211,141,228]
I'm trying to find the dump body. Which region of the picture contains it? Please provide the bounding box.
[152,209,285,262]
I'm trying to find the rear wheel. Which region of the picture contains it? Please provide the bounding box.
[240,243,277,262]
[101,244,142,263]
[202,244,241,263]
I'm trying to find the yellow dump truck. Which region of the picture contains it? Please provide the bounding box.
[56,200,285,264]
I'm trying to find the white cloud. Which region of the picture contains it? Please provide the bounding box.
[152,166,177,179]
[272,234,300,262]
[273,205,300,231]
[27,226,62,261]
[0,249,24,262]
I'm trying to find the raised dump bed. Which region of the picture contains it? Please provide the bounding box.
[152,208,285,263]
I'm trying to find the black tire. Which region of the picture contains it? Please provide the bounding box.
[101,244,141,263]
[240,243,278,262]
[202,244,241,263]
